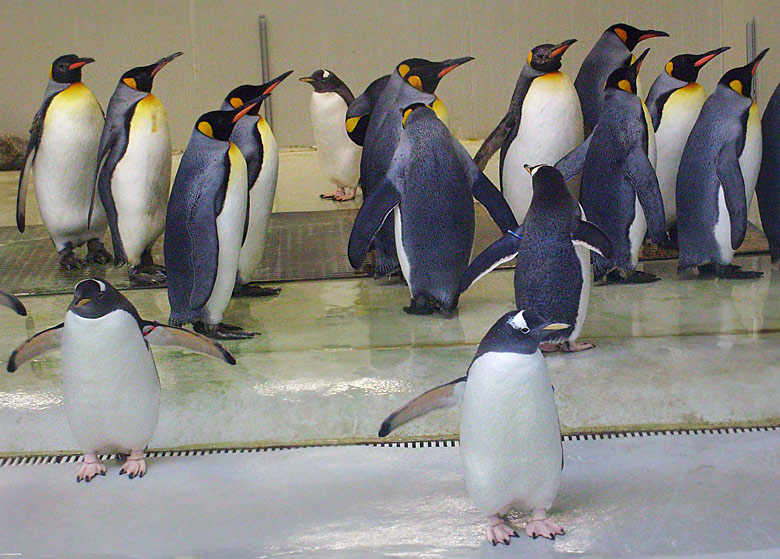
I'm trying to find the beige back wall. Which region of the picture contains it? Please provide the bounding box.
[1,1,778,150]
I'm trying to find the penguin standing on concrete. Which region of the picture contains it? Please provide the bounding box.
[17,54,112,269]
[165,99,263,339]
[575,24,668,134]
[757,80,780,262]
[460,165,611,352]
[646,47,730,238]
[300,69,362,201]
[93,52,182,285]
[348,103,517,316]
[379,310,569,544]
[677,49,769,279]
[473,39,582,223]
[219,71,291,297]
[6,278,235,481]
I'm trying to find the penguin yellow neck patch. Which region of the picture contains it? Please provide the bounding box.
[197,121,214,138]
[402,108,414,127]
[729,80,743,95]
[346,116,361,133]
[618,79,633,93]
[123,77,138,90]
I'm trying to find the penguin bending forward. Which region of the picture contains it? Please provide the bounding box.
[676,49,769,279]
[300,69,362,201]
[165,99,263,339]
[6,278,235,481]
[17,54,112,269]
[757,80,780,262]
[379,309,569,544]
[219,71,292,297]
[93,52,182,285]
[460,165,611,352]
[348,103,518,316]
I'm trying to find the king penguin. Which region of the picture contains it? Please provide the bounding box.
[219,71,291,298]
[676,49,769,279]
[460,165,611,352]
[93,52,182,285]
[300,69,362,201]
[574,24,668,135]
[646,47,730,237]
[379,309,569,544]
[17,54,112,269]
[7,278,234,481]
[165,99,263,339]
[348,103,517,316]
[757,80,780,262]
[473,39,582,223]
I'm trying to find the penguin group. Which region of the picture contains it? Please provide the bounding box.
[6,19,780,549]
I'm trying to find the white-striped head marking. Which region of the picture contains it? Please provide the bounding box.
[508,310,530,334]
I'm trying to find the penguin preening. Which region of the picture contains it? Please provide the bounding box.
[219,71,292,298]
[348,103,517,316]
[300,69,362,202]
[460,165,611,352]
[757,80,780,262]
[93,52,182,285]
[6,278,235,481]
[345,74,390,147]
[379,309,569,544]
[646,47,730,236]
[165,98,264,339]
[676,49,769,279]
[574,24,668,135]
[473,39,582,223]
[17,54,112,269]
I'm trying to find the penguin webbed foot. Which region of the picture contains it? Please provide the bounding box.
[194,321,258,340]
[129,265,167,286]
[58,243,86,270]
[524,516,565,540]
[232,283,282,297]
[119,451,146,479]
[540,341,595,353]
[698,263,763,280]
[598,269,660,285]
[84,240,112,265]
[76,454,107,483]
[404,296,457,317]
[486,516,518,546]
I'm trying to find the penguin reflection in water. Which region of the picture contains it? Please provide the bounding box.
[6,278,235,481]
[18,54,112,269]
[379,310,568,544]
[165,99,264,339]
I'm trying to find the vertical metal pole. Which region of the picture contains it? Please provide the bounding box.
[259,14,272,124]
[747,17,758,102]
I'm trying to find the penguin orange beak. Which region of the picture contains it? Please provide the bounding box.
[694,46,730,68]
[436,56,474,78]
[637,30,669,42]
[151,51,183,77]
[232,94,268,122]
[751,48,770,75]
[74,298,91,307]
[543,322,570,331]
[68,57,94,70]
[263,70,294,95]
[632,48,651,74]
[550,39,577,59]
[299,76,315,83]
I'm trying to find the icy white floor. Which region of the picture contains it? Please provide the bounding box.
[1,430,778,558]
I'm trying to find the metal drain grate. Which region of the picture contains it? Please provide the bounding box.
[2,425,778,467]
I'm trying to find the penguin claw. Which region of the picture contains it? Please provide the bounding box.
[524,518,565,540]
[119,455,146,479]
[486,516,517,546]
[85,242,113,265]
[76,457,107,482]
[698,263,763,280]
[59,254,86,270]
[194,322,259,340]
[232,283,281,297]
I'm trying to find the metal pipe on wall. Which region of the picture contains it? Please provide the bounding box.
[259,14,272,125]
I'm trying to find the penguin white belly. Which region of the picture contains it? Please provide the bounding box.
[740,103,762,212]
[34,84,105,250]
[238,118,277,283]
[570,243,591,343]
[207,144,248,323]
[629,196,647,268]
[113,95,171,264]
[460,352,561,516]
[310,92,361,187]
[394,206,412,295]
[62,310,160,454]
[714,184,734,263]
[502,73,582,223]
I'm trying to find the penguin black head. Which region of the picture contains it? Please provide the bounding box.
[524,164,566,190]
[197,96,266,141]
[397,56,474,93]
[664,47,730,83]
[400,102,433,128]
[69,278,138,320]
[299,69,347,93]
[526,39,577,73]
[50,54,94,84]
[608,24,668,52]
[476,310,570,357]
[223,70,293,109]
[719,48,769,98]
[120,51,183,93]
[605,48,649,94]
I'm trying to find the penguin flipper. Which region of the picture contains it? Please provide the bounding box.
[473,110,516,171]
[378,376,466,437]
[7,323,63,372]
[347,177,400,269]
[717,143,748,250]
[627,154,666,244]
[0,289,26,316]
[93,120,129,257]
[470,171,519,232]
[142,322,236,364]
[188,191,221,310]
[572,221,613,259]
[555,134,593,181]
[459,229,522,293]
[17,106,47,233]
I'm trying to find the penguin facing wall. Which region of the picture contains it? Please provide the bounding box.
[17,54,112,269]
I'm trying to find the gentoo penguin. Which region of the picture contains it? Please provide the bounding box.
[348,103,517,316]
[165,99,263,339]
[300,69,362,201]
[565,50,666,283]
[93,52,182,285]
[0,290,26,316]
[574,24,668,134]
[379,309,569,543]
[473,39,582,223]
[6,278,235,481]
[757,80,780,262]
[460,165,611,352]
[355,57,474,278]
[646,47,730,236]
[17,54,112,269]
[677,49,769,279]
[219,71,291,298]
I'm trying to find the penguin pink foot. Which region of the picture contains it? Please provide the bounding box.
[320,186,345,200]
[525,510,564,540]
[119,450,146,479]
[486,516,518,546]
[333,186,356,202]
[540,341,595,353]
[76,453,106,482]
